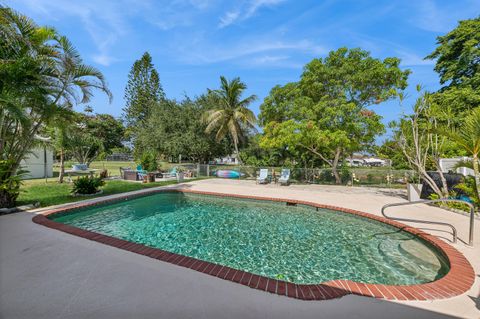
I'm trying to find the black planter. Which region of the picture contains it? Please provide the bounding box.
[420,172,464,199]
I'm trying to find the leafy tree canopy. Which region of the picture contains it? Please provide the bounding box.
[84,113,125,155]
[136,96,230,163]
[426,16,480,89]
[426,17,480,114]
[260,48,409,183]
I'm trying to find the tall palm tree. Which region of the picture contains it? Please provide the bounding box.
[202,76,257,163]
[445,108,480,200]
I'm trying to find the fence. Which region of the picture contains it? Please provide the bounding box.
[180,164,414,188]
[48,160,415,188]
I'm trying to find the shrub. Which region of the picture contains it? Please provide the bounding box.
[0,160,27,208]
[340,167,352,184]
[367,173,375,183]
[140,152,158,171]
[455,176,479,211]
[317,169,335,183]
[71,176,105,195]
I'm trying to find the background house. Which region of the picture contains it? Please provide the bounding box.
[439,157,474,176]
[20,137,54,179]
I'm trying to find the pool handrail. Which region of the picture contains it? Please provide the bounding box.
[381,199,475,246]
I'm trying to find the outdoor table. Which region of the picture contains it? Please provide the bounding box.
[64,169,99,182]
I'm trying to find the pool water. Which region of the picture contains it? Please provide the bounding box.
[51,192,449,285]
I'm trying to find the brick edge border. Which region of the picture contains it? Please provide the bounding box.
[32,188,475,301]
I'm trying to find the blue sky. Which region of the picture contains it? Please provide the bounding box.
[6,0,480,140]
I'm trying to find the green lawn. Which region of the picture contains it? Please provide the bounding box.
[18,178,205,208]
[54,161,136,177]
[54,161,189,177]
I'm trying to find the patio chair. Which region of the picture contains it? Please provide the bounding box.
[136,164,148,181]
[162,167,177,178]
[279,169,291,185]
[256,168,269,184]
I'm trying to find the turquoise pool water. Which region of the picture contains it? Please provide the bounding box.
[51,192,449,285]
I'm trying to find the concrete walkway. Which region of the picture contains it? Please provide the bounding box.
[1,179,478,319]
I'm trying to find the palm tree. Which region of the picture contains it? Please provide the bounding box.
[445,108,480,200]
[0,7,111,205]
[47,36,112,183]
[202,76,257,163]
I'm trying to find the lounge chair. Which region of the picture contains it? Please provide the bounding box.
[279,169,290,185]
[136,164,148,180]
[162,167,177,178]
[256,168,269,184]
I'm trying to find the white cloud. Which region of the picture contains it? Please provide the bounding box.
[219,11,241,28]
[344,32,435,67]
[171,32,326,70]
[189,0,216,10]
[407,0,480,33]
[219,0,286,28]
[395,50,434,67]
[12,0,214,64]
[92,54,116,66]
[11,0,136,66]
[253,55,289,64]
[249,55,302,68]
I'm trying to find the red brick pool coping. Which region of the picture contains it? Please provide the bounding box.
[32,188,475,301]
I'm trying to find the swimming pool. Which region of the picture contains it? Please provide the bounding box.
[34,189,474,300]
[50,191,449,284]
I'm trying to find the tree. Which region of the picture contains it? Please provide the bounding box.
[48,110,75,183]
[393,90,452,198]
[123,52,164,150]
[426,17,480,115]
[202,76,257,162]
[442,107,480,200]
[426,17,480,90]
[0,7,111,206]
[85,113,125,155]
[136,96,230,163]
[375,140,410,170]
[260,48,409,184]
[67,128,104,165]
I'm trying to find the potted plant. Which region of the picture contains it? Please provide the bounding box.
[406,172,423,202]
[176,166,185,182]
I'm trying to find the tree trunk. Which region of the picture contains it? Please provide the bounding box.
[438,170,449,197]
[0,189,17,208]
[473,154,480,200]
[234,140,241,165]
[58,148,65,183]
[331,147,342,184]
[435,159,449,197]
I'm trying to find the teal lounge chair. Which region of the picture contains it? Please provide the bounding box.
[136,165,148,180]
[162,167,177,178]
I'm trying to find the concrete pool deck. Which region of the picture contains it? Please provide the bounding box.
[1,179,479,318]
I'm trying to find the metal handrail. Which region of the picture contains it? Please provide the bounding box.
[381,199,475,246]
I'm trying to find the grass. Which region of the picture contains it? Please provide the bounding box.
[54,161,136,176]
[54,161,185,176]
[18,178,206,208]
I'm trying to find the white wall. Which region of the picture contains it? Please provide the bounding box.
[439,157,474,176]
[21,147,54,179]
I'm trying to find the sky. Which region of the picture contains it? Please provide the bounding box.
[5,0,480,140]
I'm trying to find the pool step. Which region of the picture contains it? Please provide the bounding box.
[376,240,438,282]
